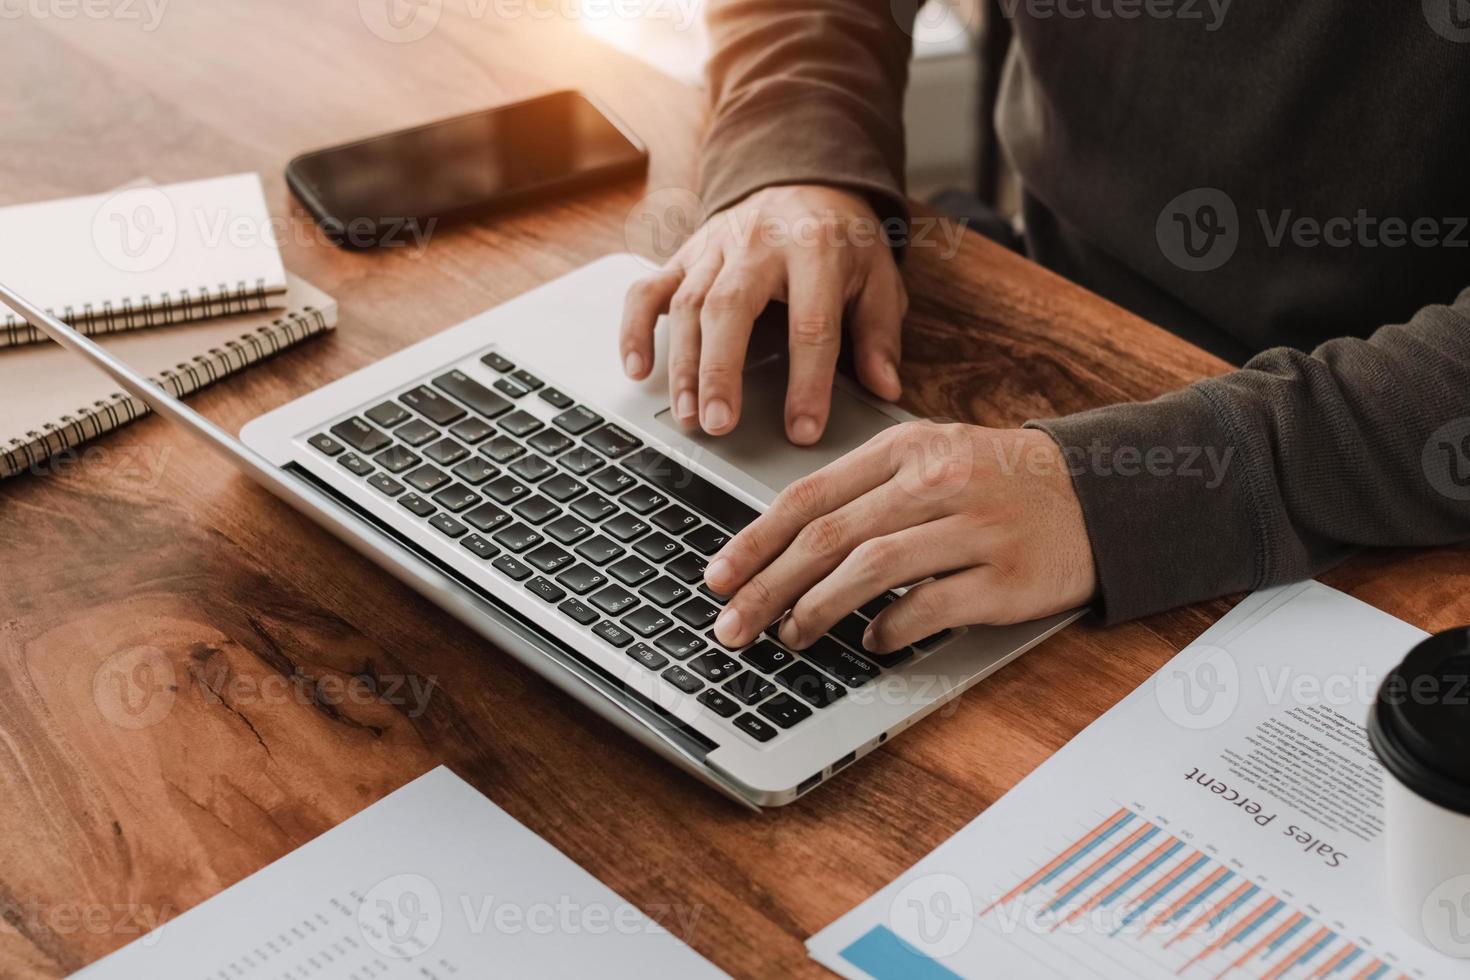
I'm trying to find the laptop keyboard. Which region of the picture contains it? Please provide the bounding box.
[305,349,948,745]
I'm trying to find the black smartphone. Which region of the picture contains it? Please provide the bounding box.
[286,91,648,249]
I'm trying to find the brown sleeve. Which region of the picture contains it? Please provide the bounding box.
[699,0,919,224]
[1028,287,1470,623]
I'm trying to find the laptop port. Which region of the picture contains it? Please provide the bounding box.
[797,771,823,795]
[831,751,857,773]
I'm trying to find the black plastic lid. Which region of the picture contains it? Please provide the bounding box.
[1368,627,1470,816]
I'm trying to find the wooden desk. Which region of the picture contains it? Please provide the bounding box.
[2,4,1467,976]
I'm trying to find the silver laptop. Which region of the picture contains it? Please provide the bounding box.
[3,254,1079,808]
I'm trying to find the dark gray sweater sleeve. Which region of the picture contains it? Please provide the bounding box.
[1029,287,1470,623]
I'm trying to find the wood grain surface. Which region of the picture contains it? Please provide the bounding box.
[2,3,1467,977]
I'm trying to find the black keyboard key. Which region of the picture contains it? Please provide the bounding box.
[830,614,871,653]
[776,661,846,707]
[308,432,344,456]
[432,370,512,418]
[725,671,777,705]
[528,429,573,456]
[449,417,495,444]
[546,514,593,544]
[368,472,405,496]
[493,523,543,553]
[608,555,657,586]
[733,713,777,742]
[620,485,668,514]
[525,576,566,603]
[859,591,901,619]
[431,483,481,513]
[603,512,651,542]
[509,369,543,391]
[405,464,450,493]
[584,423,642,458]
[451,457,498,485]
[499,410,543,437]
[556,564,608,595]
[365,401,409,428]
[429,513,467,538]
[570,493,617,522]
[559,597,599,625]
[397,493,435,517]
[512,495,560,525]
[481,435,525,463]
[460,534,499,559]
[395,419,439,446]
[401,385,465,425]
[574,535,624,565]
[804,637,881,687]
[743,641,796,674]
[374,445,420,473]
[495,377,530,399]
[590,584,638,615]
[673,597,720,630]
[627,643,669,671]
[463,502,511,532]
[651,505,699,534]
[633,533,681,563]
[525,543,574,573]
[481,351,514,372]
[484,474,530,504]
[688,650,740,682]
[424,438,469,466]
[622,447,760,534]
[553,405,603,435]
[757,693,812,729]
[639,576,692,606]
[916,628,954,650]
[510,455,556,482]
[540,474,585,502]
[338,452,374,476]
[559,447,603,475]
[697,689,740,718]
[685,524,730,556]
[330,417,392,454]
[665,551,708,584]
[591,620,633,647]
[538,387,573,409]
[661,665,702,694]
[624,606,673,638]
[492,554,532,580]
[654,627,706,660]
[588,467,636,495]
[699,584,730,604]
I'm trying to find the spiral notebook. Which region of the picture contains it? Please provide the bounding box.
[0,173,289,348]
[0,273,335,480]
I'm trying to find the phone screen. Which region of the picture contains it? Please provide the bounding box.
[288,92,646,236]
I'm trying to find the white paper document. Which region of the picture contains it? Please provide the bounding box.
[809,582,1465,979]
[78,766,726,978]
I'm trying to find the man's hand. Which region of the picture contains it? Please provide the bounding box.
[704,422,1098,653]
[619,184,906,445]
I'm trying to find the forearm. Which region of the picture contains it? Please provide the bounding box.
[1029,286,1470,623]
[700,0,917,221]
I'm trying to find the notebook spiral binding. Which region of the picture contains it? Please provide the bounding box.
[1,305,331,480]
[0,278,273,349]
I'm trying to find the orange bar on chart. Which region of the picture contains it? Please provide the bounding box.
[981,807,1130,915]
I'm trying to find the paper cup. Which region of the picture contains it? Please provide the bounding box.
[1368,627,1470,958]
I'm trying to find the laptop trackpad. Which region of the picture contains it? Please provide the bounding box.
[652,360,899,495]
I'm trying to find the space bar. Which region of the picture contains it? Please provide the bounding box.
[622,447,759,534]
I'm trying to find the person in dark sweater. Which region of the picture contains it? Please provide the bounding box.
[616,0,1470,654]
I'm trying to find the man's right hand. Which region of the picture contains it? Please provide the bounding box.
[619,184,907,445]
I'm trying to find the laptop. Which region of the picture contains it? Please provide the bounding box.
[3,254,1080,808]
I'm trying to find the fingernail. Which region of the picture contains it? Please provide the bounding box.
[624,351,644,378]
[676,390,696,420]
[714,607,742,645]
[778,617,801,648]
[791,415,819,444]
[704,398,732,432]
[704,557,730,587]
